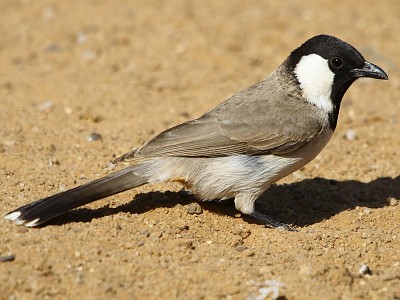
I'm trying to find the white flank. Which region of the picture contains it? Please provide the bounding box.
[4,211,21,221]
[294,54,335,113]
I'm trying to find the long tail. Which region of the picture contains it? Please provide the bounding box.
[4,166,148,227]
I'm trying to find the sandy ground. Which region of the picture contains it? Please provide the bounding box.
[1,0,399,299]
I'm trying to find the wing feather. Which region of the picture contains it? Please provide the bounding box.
[116,74,326,162]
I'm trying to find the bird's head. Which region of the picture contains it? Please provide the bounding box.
[285,34,388,128]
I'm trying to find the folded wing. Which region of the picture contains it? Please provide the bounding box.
[116,80,324,161]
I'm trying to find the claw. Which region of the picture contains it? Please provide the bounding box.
[250,210,297,231]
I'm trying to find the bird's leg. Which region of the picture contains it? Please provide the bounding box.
[234,193,296,231]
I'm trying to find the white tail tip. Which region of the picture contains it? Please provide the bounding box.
[25,218,41,227]
[4,211,22,221]
[4,212,41,227]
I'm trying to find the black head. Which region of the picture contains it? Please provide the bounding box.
[286,34,388,129]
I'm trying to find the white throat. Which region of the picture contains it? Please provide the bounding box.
[294,54,335,113]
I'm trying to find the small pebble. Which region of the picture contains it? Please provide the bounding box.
[0,254,15,263]
[237,228,251,239]
[343,129,357,141]
[178,239,195,250]
[37,100,54,111]
[106,162,116,170]
[363,208,371,215]
[387,197,398,206]
[359,264,372,277]
[48,158,60,166]
[87,133,102,142]
[186,202,203,215]
[250,280,286,300]
[140,230,150,237]
[235,245,248,252]
[45,44,61,52]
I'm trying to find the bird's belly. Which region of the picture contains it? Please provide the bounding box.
[189,127,334,200]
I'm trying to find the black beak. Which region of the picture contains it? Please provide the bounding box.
[353,61,389,80]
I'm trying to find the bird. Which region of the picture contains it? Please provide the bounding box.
[4,34,388,230]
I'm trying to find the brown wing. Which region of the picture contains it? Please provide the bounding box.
[116,78,325,162]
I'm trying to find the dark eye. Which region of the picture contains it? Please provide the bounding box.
[330,57,343,69]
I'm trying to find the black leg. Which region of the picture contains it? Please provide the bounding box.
[250,210,297,231]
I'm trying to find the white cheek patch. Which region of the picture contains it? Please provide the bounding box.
[294,54,335,113]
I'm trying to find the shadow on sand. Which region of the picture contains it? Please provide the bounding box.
[49,176,400,228]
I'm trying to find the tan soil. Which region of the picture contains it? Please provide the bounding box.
[1,1,399,299]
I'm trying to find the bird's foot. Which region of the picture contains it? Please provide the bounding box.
[250,210,297,231]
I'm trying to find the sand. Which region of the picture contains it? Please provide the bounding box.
[1,1,399,299]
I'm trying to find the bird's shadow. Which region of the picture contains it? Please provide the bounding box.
[49,176,400,227]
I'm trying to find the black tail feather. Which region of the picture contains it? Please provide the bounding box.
[4,167,147,227]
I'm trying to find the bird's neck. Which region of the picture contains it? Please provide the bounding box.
[272,64,303,100]
[276,61,351,131]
